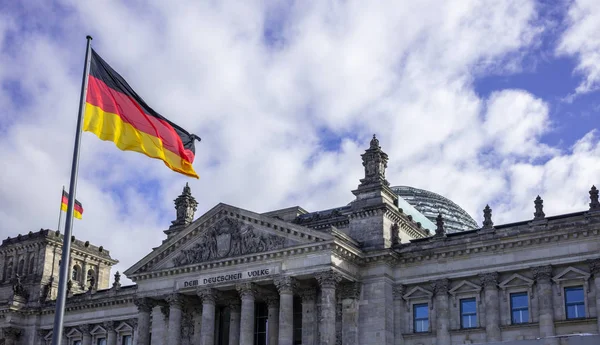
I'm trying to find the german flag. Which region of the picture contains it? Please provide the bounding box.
[61,190,83,220]
[83,49,199,178]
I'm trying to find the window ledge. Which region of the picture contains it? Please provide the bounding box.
[555,317,597,325]
[450,327,485,335]
[500,322,539,330]
[402,331,434,338]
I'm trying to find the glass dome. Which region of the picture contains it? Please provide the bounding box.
[391,186,479,233]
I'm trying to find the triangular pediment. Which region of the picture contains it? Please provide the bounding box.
[125,203,333,276]
[552,267,590,283]
[499,273,534,289]
[403,286,433,300]
[449,280,481,296]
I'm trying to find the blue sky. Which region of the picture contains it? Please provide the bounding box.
[0,0,599,283]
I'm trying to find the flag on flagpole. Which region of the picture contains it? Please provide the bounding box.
[61,190,83,219]
[82,49,199,178]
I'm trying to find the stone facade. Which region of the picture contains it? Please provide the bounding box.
[1,136,600,345]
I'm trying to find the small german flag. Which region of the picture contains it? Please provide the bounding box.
[61,190,83,220]
[83,49,199,178]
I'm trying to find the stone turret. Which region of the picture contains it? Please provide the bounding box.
[170,183,198,228]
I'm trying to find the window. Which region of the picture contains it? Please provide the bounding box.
[18,259,25,275]
[73,341,82,345]
[96,338,106,345]
[565,286,585,319]
[293,297,302,345]
[510,292,529,324]
[28,256,35,274]
[413,303,429,333]
[121,335,132,345]
[254,302,268,345]
[6,261,13,279]
[72,265,80,281]
[460,298,477,328]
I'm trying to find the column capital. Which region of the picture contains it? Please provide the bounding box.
[266,294,280,308]
[479,272,499,288]
[338,281,361,300]
[227,299,241,312]
[236,282,257,299]
[196,287,217,304]
[588,258,600,276]
[166,293,185,309]
[315,270,342,289]
[161,304,170,318]
[532,265,553,283]
[431,278,449,295]
[78,324,92,335]
[134,297,154,312]
[103,321,116,332]
[273,275,297,294]
[299,288,317,302]
[393,284,405,300]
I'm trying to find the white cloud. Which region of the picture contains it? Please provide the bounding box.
[557,0,600,96]
[0,0,598,284]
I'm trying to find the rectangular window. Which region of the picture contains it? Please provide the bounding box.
[121,335,132,345]
[293,297,303,345]
[413,303,429,333]
[565,286,585,319]
[254,302,268,345]
[460,298,477,328]
[96,338,107,345]
[510,292,529,324]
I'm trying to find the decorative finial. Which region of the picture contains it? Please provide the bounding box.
[482,205,493,228]
[435,213,446,236]
[590,185,599,210]
[358,134,389,188]
[533,195,545,220]
[171,183,198,228]
[113,271,121,289]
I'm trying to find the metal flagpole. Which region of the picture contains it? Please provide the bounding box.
[57,185,65,232]
[51,35,93,345]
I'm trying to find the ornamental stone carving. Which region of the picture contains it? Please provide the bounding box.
[479,272,499,288]
[299,288,317,302]
[393,284,405,300]
[236,282,257,299]
[167,293,185,308]
[196,287,217,304]
[431,278,450,295]
[104,321,116,332]
[338,282,361,300]
[590,185,600,210]
[274,275,296,294]
[315,270,343,289]
[78,324,92,335]
[482,205,494,228]
[134,297,154,312]
[359,134,390,187]
[532,265,553,283]
[173,218,287,266]
[171,183,198,228]
[533,196,545,220]
[228,299,241,312]
[588,258,600,276]
[266,295,280,307]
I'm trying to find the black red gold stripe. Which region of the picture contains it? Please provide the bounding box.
[61,190,83,219]
[83,49,199,178]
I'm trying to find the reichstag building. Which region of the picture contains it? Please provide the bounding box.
[1,136,599,345]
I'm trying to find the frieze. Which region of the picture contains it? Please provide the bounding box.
[178,266,276,289]
[172,218,287,267]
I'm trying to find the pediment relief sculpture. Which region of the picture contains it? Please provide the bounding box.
[173,218,288,267]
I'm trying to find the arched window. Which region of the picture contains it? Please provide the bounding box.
[28,256,35,275]
[5,261,13,280]
[87,269,96,288]
[17,259,25,276]
[71,265,81,281]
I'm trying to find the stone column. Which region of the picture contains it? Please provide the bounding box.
[315,270,342,345]
[166,294,184,345]
[236,283,256,345]
[590,259,600,334]
[533,265,557,345]
[228,300,241,345]
[393,284,405,345]
[104,321,117,345]
[275,275,296,345]
[339,282,361,345]
[197,288,217,345]
[134,297,153,345]
[150,303,169,345]
[192,305,203,345]
[432,279,450,345]
[80,324,92,345]
[300,288,317,345]
[480,272,501,342]
[267,295,280,345]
